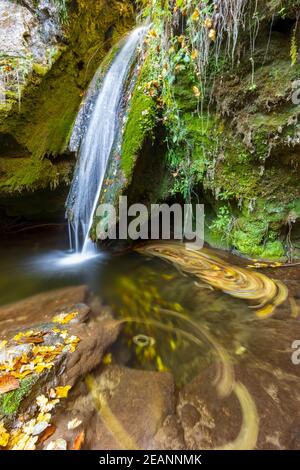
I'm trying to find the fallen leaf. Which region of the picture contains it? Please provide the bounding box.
[32,421,49,436]
[37,412,51,423]
[11,433,38,450]
[55,385,71,398]
[204,18,213,29]
[148,29,157,38]
[10,369,32,379]
[17,335,44,344]
[102,353,112,365]
[68,418,82,430]
[0,421,9,447]
[191,49,198,60]
[52,311,78,325]
[0,340,7,350]
[0,374,20,395]
[46,438,67,450]
[72,431,85,450]
[38,424,56,444]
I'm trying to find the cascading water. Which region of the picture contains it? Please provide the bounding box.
[66,27,146,260]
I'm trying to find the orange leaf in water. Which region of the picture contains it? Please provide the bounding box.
[0,374,20,395]
[72,431,85,450]
[38,424,56,444]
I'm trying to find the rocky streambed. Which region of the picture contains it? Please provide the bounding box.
[0,266,299,451]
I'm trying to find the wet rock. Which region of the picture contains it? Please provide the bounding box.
[0,285,88,335]
[0,286,120,448]
[0,0,62,63]
[44,365,184,450]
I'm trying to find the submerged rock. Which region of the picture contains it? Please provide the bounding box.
[46,364,184,450]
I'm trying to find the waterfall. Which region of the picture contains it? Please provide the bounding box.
[66,27,145,256]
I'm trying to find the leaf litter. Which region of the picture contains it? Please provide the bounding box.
[0,310,82,450]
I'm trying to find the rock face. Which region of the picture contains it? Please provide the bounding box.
[91,0,300,261]
[0,0,135,222]
[0,0,65,133]
[0,0,62,65]
[48,365,183,450]
[0,285,121,450]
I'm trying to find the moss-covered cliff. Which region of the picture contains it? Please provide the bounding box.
[2,0,300,260]
[103,0,300,260]
[0,0,135,219]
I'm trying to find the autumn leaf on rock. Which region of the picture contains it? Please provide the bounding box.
[55,385,71,398]
[0,374,20,394]
[0,421,9,447]
[18,335,45,344]
[72,431,85,450]
[38,424,56,444]
[52,311,78,325]
[46,438,67,450]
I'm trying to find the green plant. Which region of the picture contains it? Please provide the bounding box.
[210,206,233,241]
[53,0,69,24]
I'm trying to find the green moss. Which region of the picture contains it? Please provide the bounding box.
[121,56,159,179]
[0,375,38,417]
[0,0,135,196]
[233,227,284,259]
[0,157,73,194]
[32,63,49,77]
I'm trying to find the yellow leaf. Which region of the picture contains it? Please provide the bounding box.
[148,29,157,38]
[191,9,200,21]
[37,412,51,423]
[209,29,216,41]
[10,370,32,379]
[35,363,53,374]
[55,385,71,399]
[204,18,213,29]
[192,85,201,98]
[156,355,168,372]
[0,421,9,447]
[0,340,7,350]
[191,49,198,60]
[102,353,112,365]
[65,335,80,346]
[52,311,78,325]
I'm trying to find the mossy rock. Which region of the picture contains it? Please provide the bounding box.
[0,0,135,198]
[0,375,38,418]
